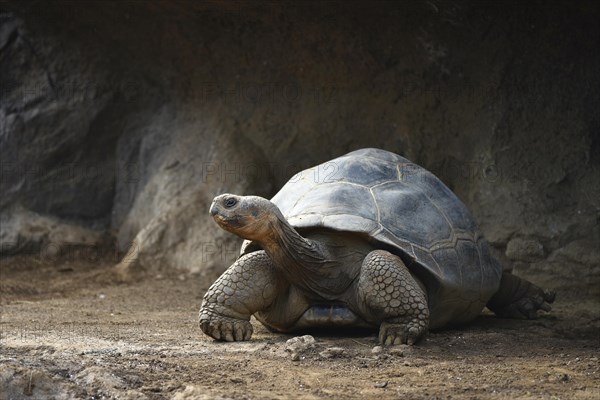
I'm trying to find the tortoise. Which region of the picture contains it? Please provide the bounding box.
[199,148,555,345]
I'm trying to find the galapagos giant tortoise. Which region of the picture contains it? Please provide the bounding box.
[199,148,555,345]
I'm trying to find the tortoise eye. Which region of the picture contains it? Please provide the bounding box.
[224,198,237,208]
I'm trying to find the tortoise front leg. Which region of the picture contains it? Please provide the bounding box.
[356,250,429,345]
[199,250,282,341]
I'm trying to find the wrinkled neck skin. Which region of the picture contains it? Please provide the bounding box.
[258,210,329,276]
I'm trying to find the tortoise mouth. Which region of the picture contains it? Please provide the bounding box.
[209,202,231,228]
[212,213,226,223]
[211,210,233,227]
[212,215,238,236]
[210,207,243,231]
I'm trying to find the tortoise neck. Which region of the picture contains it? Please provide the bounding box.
[261,212,327,271]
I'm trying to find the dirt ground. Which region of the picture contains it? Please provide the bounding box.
[0,256,598,400]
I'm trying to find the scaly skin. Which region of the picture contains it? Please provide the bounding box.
[199,251,280,341]
[356,250,429,345]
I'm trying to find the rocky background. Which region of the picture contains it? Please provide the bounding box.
[0,0,598,292]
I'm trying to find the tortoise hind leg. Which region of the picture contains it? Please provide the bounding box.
[487,272,556,319]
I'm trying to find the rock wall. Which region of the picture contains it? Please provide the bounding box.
[1,1,598,290]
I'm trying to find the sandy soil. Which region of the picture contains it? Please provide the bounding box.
[1,257,598,400]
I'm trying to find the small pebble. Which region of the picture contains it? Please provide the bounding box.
[285,335,316,353]
[319,347,345,359]
[374,381,388,388]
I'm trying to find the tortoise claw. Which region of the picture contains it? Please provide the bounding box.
[378,319,427,346]
[518,288,555,319]
[199,309,253,342]
[497,287,556,320]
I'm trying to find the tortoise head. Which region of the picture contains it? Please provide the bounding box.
[210,194,280,241]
